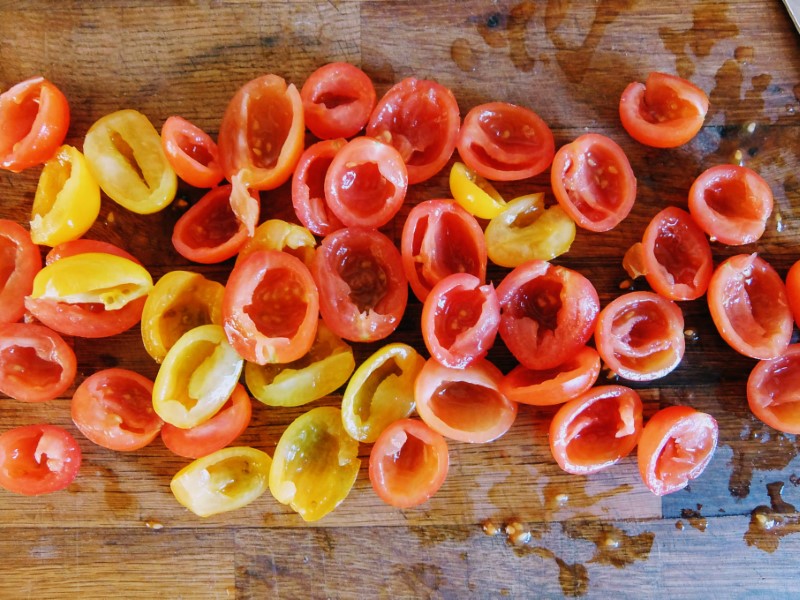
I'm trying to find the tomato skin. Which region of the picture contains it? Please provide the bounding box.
[269,406,360,522]
[367,77,460,184]
[449,161,507,220]
[161,116,224,188]
[171,446,271,517]
[172,184,256,264]
[401,199,487,303]
[457,101,554,181]
[0,424,81,496]
[415,358,517,444]
[549,385,643,475]
[0,322,76,403]
[341,343,424,443]
[312,227,408,342]
[0,219,41,324]
[619,72,709,148]
[596,291,685,381]
[0,77,70,172]
[369,418,449,509]
[496,260,599,371]
[637,406,718,496]
[161,383,252,459]
[501,345,601,406]
[223,250,319,364]
[421,273,500,369]
[639,206,713,301]
[324,136,408,228]
[45,239,141,266]
[551,133,637,232]
[291,138,346,236]
[236,219,317,269]
[218,74,304,191]
[84,109,177,214]
[708,254,792,360]
[71,368,162,452]
[747,344,800,434]
[301,62,376,140]
[786,260,800,328]
[688,164,773,246]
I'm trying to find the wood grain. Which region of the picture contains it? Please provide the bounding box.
[0,0,800,598]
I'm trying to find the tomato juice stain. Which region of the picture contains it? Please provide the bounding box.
[745,481,800,553]
[680,504,708,532]
[471,1,536,72]
[561,520,655,569]
[450,38,477,73]
[675,520,685,531]
[728,423,798,499]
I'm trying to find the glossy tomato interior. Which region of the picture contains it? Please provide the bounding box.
[564,396,638,466]
[246,90,293,170]
[245,267,310,339]
[429,380,508,433]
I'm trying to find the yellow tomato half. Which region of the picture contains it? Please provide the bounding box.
[449,161,507,219]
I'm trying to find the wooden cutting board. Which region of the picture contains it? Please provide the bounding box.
[1,1,799,597]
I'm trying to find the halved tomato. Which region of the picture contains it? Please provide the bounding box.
[0,219,41,324]
[302,62,376,140]
[291,138,346,236]
[747,345,800,434]
[786,259,800,328]
[0,424,81,496]
[161,115,224,188]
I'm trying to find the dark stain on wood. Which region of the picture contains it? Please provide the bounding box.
[745,481,800,553]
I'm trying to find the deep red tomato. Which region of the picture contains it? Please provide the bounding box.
[708,254,792,360]
[324,136,408,228]
[0,76,69,172]
[401,199,487,303]
[71,368,162,452]
[312,227,408,342]
[619,72,709,148]
[500,345,601,406]
[0,219,41,324]
[786,259,800,328]
[161,115,224,188]
[421,273,499,369]
[457,101,554,181]
[161,383,252,459]
[369,418,449,509]
[688,164,773,246]
[45,239,141,266]
[223,250,319,364]
[550,385,643,475]
[747,344,800,434]
[595,291,685,381]
[367,77,460,184]
[639,206,713,301]
[0,322,76,402]
[218,74,304,191]
[172,184,256,264]
[551,133,637,232]
[495,260,599,371]
[637,405,718,496]
[415,358,517,444]
[0,424,81,495]
[291,138,346,236]
[301,62,376,140]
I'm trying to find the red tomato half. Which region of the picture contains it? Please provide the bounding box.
[369,418,449,509]
[301,62,376,140]
[708,254,792,360]
[172,184,256,264]
[218,74,304,191]
[0,76,69,172]
[324,137,408,228]
[415,358,517,444]
[501,345,601,406]
[637,406,718,496]
[595,291,685,381]
[401,199,487,303]
[161,383,252,458]
[748,345,800,434]
[161,116,224,188]
[421,273,499,369]
[786,260,800,328]
[45,239,141,266]
[223,250,319,364]
[688,164,773,246]
[619,72,709,148]
[312,227,408,342]
[496,260,599,371]
[0,219,41,324]
[457,101,554,181]
[0,424,81,495]
[71,368,162,452]
[367,77,460,184]
[640,206,713,301]
[550,385,643,475]
[0,322,76,402]
[291,138,346,236]
[551,133,637,232]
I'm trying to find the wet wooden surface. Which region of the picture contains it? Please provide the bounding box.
[1,1,800,598]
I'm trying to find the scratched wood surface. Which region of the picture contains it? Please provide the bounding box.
[0,1,799,598]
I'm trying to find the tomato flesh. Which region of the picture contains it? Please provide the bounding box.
[0,424,81,495]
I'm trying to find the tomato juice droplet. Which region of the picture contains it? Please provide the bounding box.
[451,38,477,72]
[745,481,799,553]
